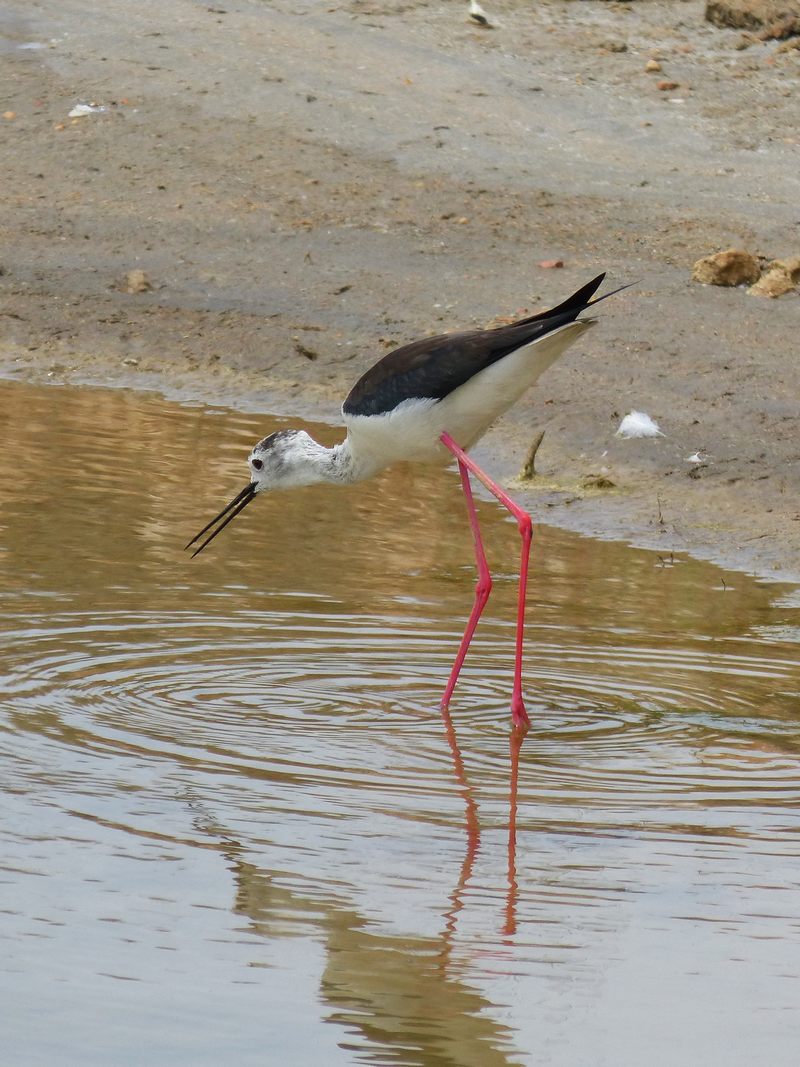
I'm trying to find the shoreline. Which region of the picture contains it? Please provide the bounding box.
[2,344,797,587]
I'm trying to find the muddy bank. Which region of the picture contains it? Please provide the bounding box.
[2,0,799,580]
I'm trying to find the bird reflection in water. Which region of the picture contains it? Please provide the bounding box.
[439,705,526,964]
[184,719,529,1066]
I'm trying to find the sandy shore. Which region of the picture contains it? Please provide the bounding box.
[2,0,799,579]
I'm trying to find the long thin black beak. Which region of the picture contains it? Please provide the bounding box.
[185,482,257,557]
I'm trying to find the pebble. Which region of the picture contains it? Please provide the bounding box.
[747,257,800,298]
[692,248,761,286]
[123,269,152,294]
[599,40,628,53]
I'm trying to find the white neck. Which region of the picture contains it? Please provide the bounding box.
[316,437,360,484]
[281,434,364,487]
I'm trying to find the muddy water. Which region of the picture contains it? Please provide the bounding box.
[1,379,799,1066]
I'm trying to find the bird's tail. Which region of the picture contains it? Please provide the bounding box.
[515,273,632,329]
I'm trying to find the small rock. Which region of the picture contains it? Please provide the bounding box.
[293,337,319,361]
[692,248,761,286]
[537,259,564,269]
[645,59,662,72]
[747,256,800,297]
[468,1,494,28]
[3,110,16,120]
[599,40,628,52]
[582,473,616,490]
[123,269,152,294]
[759,13,800,37]
[705,0,800,37]
[657,80,681,91]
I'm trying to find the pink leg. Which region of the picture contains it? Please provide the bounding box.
[440,458,493,710]
[440,431,532,730]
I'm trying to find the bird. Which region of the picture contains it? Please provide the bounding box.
[186,273,622,730]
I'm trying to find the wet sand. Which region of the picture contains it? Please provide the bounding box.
[2,0,799,578]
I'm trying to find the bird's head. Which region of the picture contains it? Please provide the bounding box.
[247,429,321,491]
[185,429,320,557]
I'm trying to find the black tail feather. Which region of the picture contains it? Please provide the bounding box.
[514,273,606,327]
[512,273,634,329]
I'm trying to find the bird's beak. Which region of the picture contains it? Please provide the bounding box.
[185,482,258,557]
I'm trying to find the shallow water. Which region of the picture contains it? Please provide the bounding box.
[1,379,799,1066]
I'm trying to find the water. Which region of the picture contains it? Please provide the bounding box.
[1,379,799,1066]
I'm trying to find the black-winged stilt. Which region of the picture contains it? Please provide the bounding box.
[187,273,620,729]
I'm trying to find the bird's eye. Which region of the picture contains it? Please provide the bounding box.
[251,458,263,471]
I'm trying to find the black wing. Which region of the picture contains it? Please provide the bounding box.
[343,273,609,418]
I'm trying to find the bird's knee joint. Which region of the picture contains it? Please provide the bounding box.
[476,575,493,600]
[517,513,532,539]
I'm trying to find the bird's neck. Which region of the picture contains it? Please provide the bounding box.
[324,434,391,485]
[301,436,362,486]
[283,433,381,487]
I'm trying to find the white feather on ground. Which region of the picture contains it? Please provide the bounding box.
[616,411,665,438]
[68,103,107,117]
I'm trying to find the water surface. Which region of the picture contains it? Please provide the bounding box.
[1,380,799,1066]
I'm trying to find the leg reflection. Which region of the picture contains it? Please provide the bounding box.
[439,703,481,954]
[503,726,527,938]
[439,707,529,953]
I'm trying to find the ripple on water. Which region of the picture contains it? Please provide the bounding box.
[3,601,800,830]
[3,381,800,1067]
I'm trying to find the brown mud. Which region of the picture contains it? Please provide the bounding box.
[2,0,799,579]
